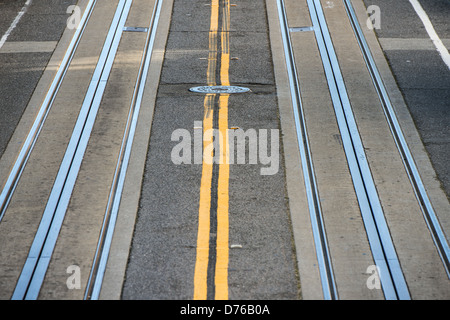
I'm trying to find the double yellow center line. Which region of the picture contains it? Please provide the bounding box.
[194,0,231,300]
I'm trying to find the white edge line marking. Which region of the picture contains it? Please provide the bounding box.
[409,0,450,70]
[0,0,33,50]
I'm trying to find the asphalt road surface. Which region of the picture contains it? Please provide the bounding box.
[120,0,300,300]
[0,0,77,157]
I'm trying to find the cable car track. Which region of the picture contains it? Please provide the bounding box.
[85,0,163,300]
[5,0,163,300]
[274,0,449,300]
[343,0,450,279]
[277,0,338,301]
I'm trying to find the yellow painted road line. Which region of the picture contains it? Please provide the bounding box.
[215,93,230,300]
[194,0,231,300]
[215,0,230,300]
[194,94,215,300]
[194,0,219,300]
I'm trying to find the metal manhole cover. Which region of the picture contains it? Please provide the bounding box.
[189,85,250,94]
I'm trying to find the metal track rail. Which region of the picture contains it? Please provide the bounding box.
[277,0,338,300]
[12,0,133,300]
[0,0,97,221]
[84,0,164,300]
[343,0,450,278]
[306,0,410,300]
[278,0,414,299]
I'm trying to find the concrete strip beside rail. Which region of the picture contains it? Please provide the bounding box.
[266,0,323,300]
[322,0,445,299]
[99,0,173,300]
[281,0,384,299]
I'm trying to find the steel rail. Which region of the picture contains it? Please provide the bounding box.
[343,0,450,278]
[0,0,97,221]
[276,0,338,300]
[84,0,164,300]
[11,0,133,300]
[306,0,410,299]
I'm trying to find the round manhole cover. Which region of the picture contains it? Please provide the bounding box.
[189,85,250,94]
